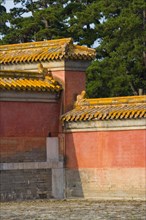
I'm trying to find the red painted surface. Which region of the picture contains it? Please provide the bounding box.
[65,71,86,112]
[0,69,85,159]
[52,71,65,87]
[0,101,60,137]
[52,70,86,112]
[0,137,46,161]
[65,130,146,168]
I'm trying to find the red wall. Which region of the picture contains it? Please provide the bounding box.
[65,71,86,112]
[0,101,60,137]
[65,130,146,168]
[0,69,86,162]
[0,137,46,162]
[52,70,86,112]
[0,101,60,162]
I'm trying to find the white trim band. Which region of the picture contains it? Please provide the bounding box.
[64,119,146,132]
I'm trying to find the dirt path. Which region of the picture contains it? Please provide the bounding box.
[0,199,145,220]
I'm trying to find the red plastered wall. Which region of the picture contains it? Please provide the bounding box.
[0,137,46,162]
[0,101,60,137]
[65,130,146,168]
[52,70,86,112]
[65,71,86,112]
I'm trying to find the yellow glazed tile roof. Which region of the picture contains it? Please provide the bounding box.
[0,38,96,64]
[0,69,62,93]
[61,92,146,121]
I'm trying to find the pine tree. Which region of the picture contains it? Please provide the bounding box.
[0,0,69,44]
[0,0,100,45]
[64,0,100,47]
[86,0,146,97]
[0,0,7,38]
[0,0,145,97]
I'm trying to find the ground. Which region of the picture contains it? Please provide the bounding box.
[0,199,145,220]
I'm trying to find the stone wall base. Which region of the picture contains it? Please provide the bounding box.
[0,169,52,201]
[0,160,64,201]
[65,168,146,200]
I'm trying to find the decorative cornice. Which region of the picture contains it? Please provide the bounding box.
[64,119,146,132]
[0,91,59,102]
[0,60,91,72]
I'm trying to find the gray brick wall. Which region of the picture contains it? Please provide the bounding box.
[0,169,52,201]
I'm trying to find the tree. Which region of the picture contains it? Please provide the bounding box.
[0,0,100,45]
[0,0,6,13]
[0,0,69,44]
[64,0,100,47]
[0,0,145,97]
[0,0,8,38]
[86,0,146,97]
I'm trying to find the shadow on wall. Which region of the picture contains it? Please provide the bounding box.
[64,132,84,198]
[63,129,146,199]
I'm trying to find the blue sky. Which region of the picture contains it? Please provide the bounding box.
[4,0,19,12]
[4,0,14,11]
[3,0,30,17]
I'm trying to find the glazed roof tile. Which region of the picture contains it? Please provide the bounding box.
[61,93,146,121]
[0,69,62,93]
[0,38,96,64]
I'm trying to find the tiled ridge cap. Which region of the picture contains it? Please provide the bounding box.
[75,95,146,107]
[0,38,96,64]
[73,44,96,52]
[0,38,95,54]
[0,38,73,51]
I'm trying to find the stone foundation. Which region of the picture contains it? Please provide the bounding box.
[0,169,52,201]
[65,168,146,200]
[0,161,64,201]
[0,137,64,201]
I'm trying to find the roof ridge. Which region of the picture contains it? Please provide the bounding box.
[0,38,96,63]
[0,38,73,51]
[74,91,146,108]
[75,45,96,52]
[85,96,146,105]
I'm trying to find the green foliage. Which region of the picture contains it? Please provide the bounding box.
[86,0,146,97]
[0,0,69,43]
[0,1,7,36]
[0,0,145,97]
[64,1,100,46]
